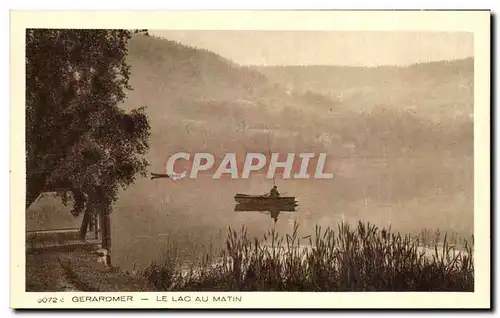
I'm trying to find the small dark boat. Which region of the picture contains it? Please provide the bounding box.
[234,193,297,205]
[234,203,297,212]
[150,172,170,180]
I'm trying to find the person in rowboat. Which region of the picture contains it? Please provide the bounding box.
[269,185,280,197]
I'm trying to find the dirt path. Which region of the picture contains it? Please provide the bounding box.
[55,275,79,291]
[26,249,153,292]
[26,252,78,292]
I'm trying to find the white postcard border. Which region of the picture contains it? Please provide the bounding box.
[10,10,491,309]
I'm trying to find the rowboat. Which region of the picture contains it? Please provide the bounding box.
[234,203,297,212]
[234,193,298,205]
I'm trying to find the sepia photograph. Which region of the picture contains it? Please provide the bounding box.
[10,10,491,309]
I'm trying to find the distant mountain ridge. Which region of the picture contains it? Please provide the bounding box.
[125,35,473,120]
[249,57,473,69]
[253,57,473,122]
[118,34,473,169]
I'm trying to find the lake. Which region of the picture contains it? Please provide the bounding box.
[108,156,473,271]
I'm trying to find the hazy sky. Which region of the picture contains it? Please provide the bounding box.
[151,30,473,67]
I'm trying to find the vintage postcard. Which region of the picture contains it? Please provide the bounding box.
[10,10,490,309]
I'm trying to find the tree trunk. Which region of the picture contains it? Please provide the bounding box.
[103,209,112,266]
[99,203,112,266]
[79,207,91,241]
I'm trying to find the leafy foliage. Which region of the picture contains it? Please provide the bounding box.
[25,29,151,218]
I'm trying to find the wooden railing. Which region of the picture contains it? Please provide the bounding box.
[26,227,101,252]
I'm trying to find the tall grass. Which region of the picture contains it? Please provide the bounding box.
[143,221,474,291]
[414,228,474,249]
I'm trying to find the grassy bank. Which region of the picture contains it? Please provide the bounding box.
[144,221,474,291]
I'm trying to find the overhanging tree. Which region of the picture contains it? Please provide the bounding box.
[26,29,151,245]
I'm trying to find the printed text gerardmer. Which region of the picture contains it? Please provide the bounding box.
[71,296,243,303]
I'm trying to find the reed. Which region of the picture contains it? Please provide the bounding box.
[144,221,474,291]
